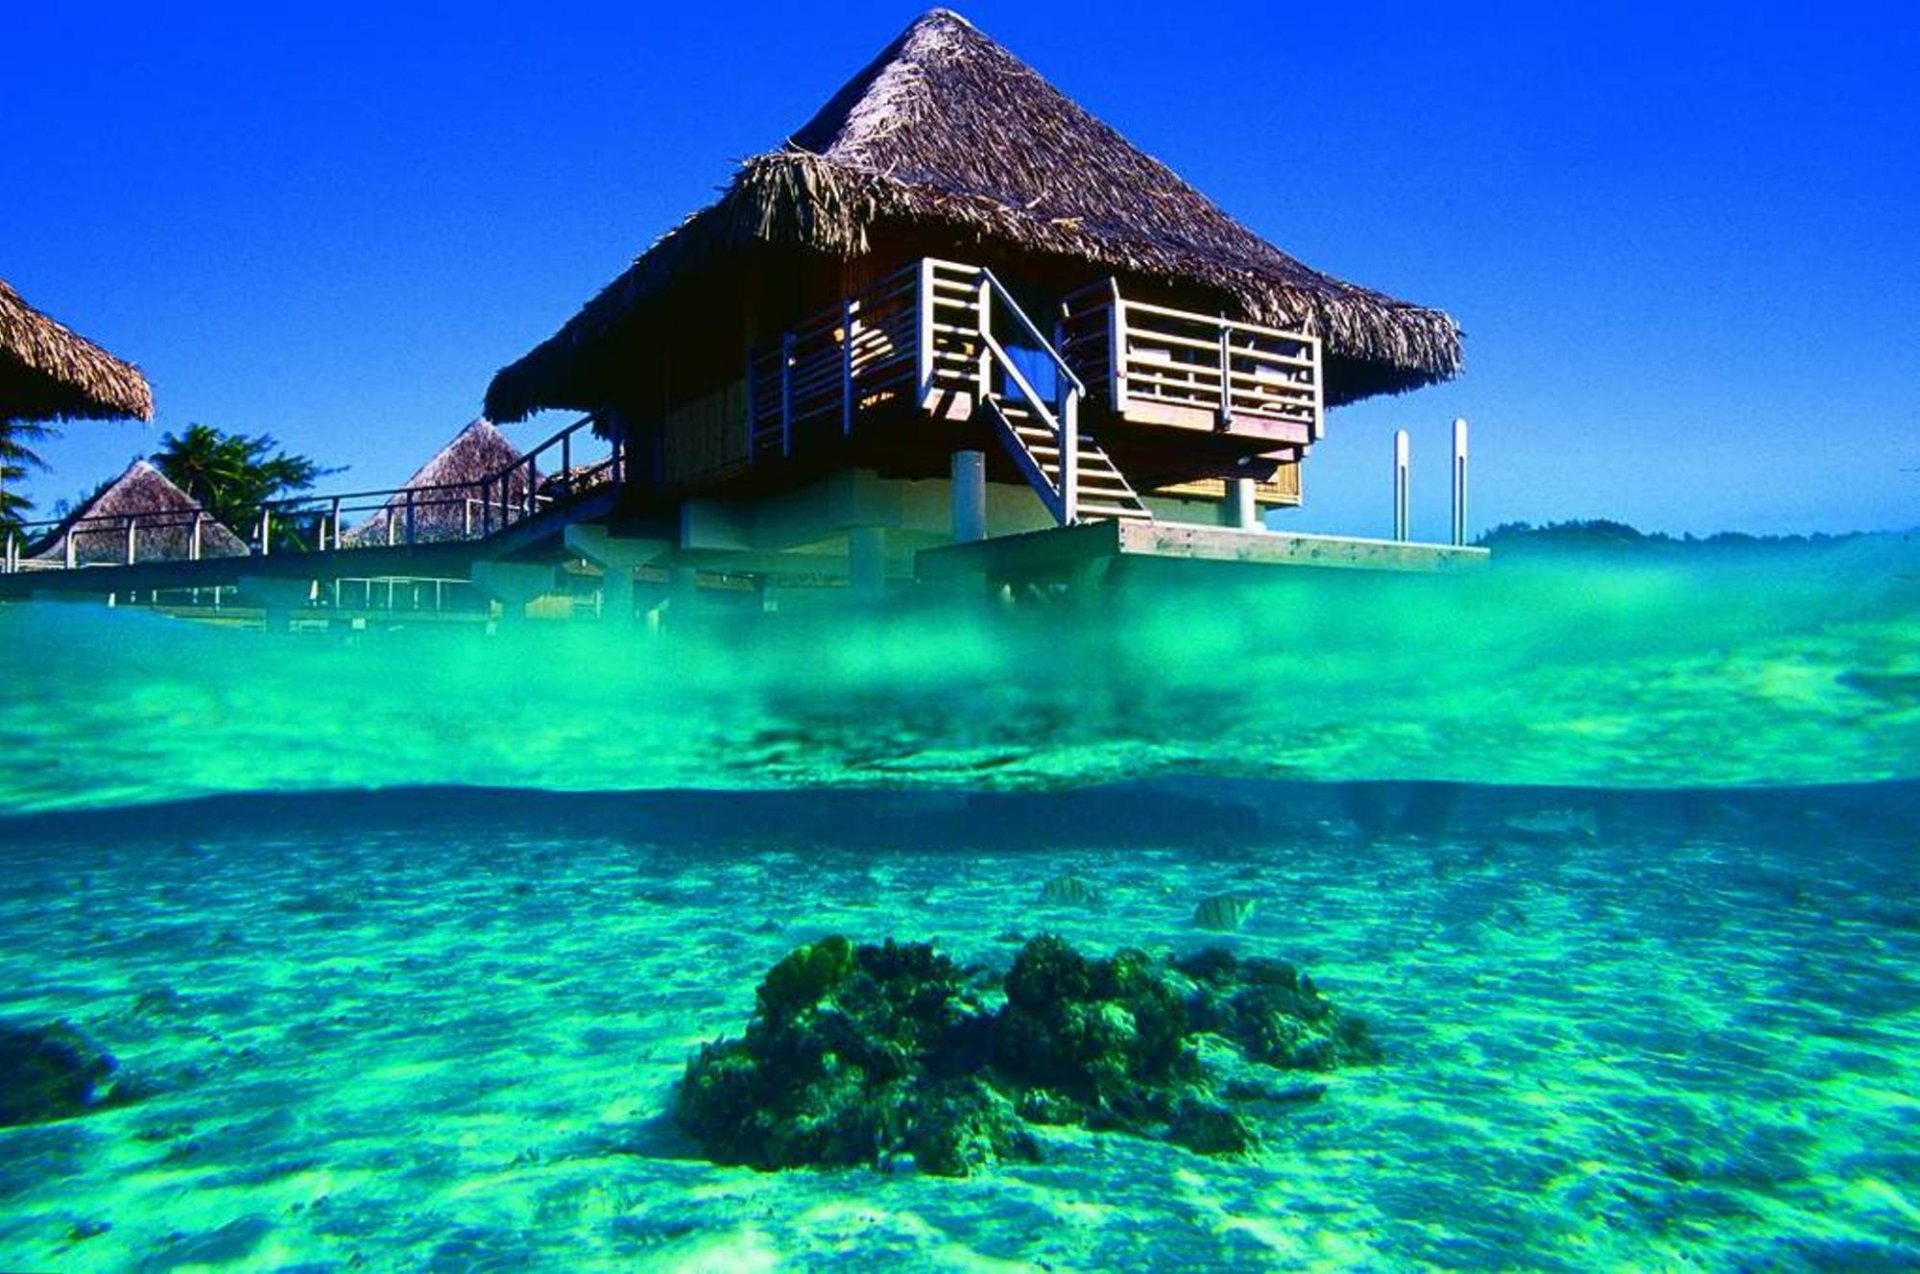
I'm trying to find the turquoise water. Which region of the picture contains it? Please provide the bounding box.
[0,538,1915,1269]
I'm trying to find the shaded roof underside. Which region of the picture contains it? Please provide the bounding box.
[0,280,154,424]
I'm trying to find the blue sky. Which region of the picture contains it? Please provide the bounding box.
[6,1,1915,538]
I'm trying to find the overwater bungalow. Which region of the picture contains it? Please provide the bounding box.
[484,9,1466,592]
[28,460,247,567]
[343,418,529,547]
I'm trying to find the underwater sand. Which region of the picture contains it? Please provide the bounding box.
[0,785,1915,1271]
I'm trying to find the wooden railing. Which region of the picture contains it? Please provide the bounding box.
[745,266,923,463]
[1,415,622,573]
[1057,281,1323,439]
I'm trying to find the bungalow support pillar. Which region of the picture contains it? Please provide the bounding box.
[470,559,555,625]
[565,524,668,625]
[1227,478,1260,531]
[236,575,314,632]
[849,526,887,600]
[951,450,987,544]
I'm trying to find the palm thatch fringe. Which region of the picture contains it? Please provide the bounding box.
[29,460,245,564]
[487,10,1461,422]
[0,279,154,424]
[343,419,528,546]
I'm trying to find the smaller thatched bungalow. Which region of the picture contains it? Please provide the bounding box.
[29,460,247,567]
[0,279,153,425]
[343,419,531,546]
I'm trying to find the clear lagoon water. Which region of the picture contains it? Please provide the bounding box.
[0,537,1914,1270]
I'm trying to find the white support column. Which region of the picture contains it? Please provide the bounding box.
[470,560,555,626]
[849,526,887,601]
[565,524,667,625]
[1392,429,1411,542]
[237,575,315,632]
[1451,417,1469,547]
[951,450,987,544]
[1228,477,1260,531]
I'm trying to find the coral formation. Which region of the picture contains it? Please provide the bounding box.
[677,935,1377,1176]
[0,1019,125,1128]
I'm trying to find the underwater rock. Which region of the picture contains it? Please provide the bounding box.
[1192,894,1257,932]
[1039,874,1102,907]
[0,1019,125,1127]
[1504,808,1599,841]
[676,934,1377,1176]
[1178,950,1381,1071]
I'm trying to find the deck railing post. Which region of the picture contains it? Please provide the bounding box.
[1451,417,1469,547]
[561,430,573,499]
[523,458,534,519]
[1109,282,1128,413]
[1217,318,1234,430]
[916,259,935,408]
[260,507,272,557]
[192,513,203,562]
[64,529,75,569]
[842,296,856,436]
[387,503,398,546]
[780,331,794,458]
[1393,429,1411,542]
[975,275,993,401]
[482,479,494,537]
[125,517,137,566]
[4,530,14,574]
[329,496,342,550]
[404,489,417,546]
[613,432,626,494]
[1061,388,1080,524]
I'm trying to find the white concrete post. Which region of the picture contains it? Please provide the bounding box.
[951,450,987,544]
[1393,429,1411,542]
[1228,477,1259,531]
[1451,417,1469,547]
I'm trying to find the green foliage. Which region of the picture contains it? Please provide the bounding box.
[0,419,56,535]
[152,423,338,541]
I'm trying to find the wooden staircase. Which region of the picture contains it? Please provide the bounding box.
[965,265,1152,526]
[985,398,1151,522]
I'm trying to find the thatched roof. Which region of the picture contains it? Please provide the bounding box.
[0,279,154,424]
[344,418,528,545]
[31,460,246,564]
[486,9,1461,423]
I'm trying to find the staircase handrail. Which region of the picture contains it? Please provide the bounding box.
[972,267,1082,523]
[975,267,1086,397]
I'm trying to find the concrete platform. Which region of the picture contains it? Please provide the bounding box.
[916,519,1489,583]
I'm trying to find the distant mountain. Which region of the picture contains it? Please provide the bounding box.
[1475,519,1886,553]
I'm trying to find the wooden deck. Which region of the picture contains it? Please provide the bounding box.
[916,520,1489,584]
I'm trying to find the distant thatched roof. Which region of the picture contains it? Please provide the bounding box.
[0,279,154,424]
[487,9,1461,422]
[30,460,246,564]
[344,419,528,545]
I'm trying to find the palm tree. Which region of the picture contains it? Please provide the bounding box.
[0,419,56,535]
[153,424,335,543]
